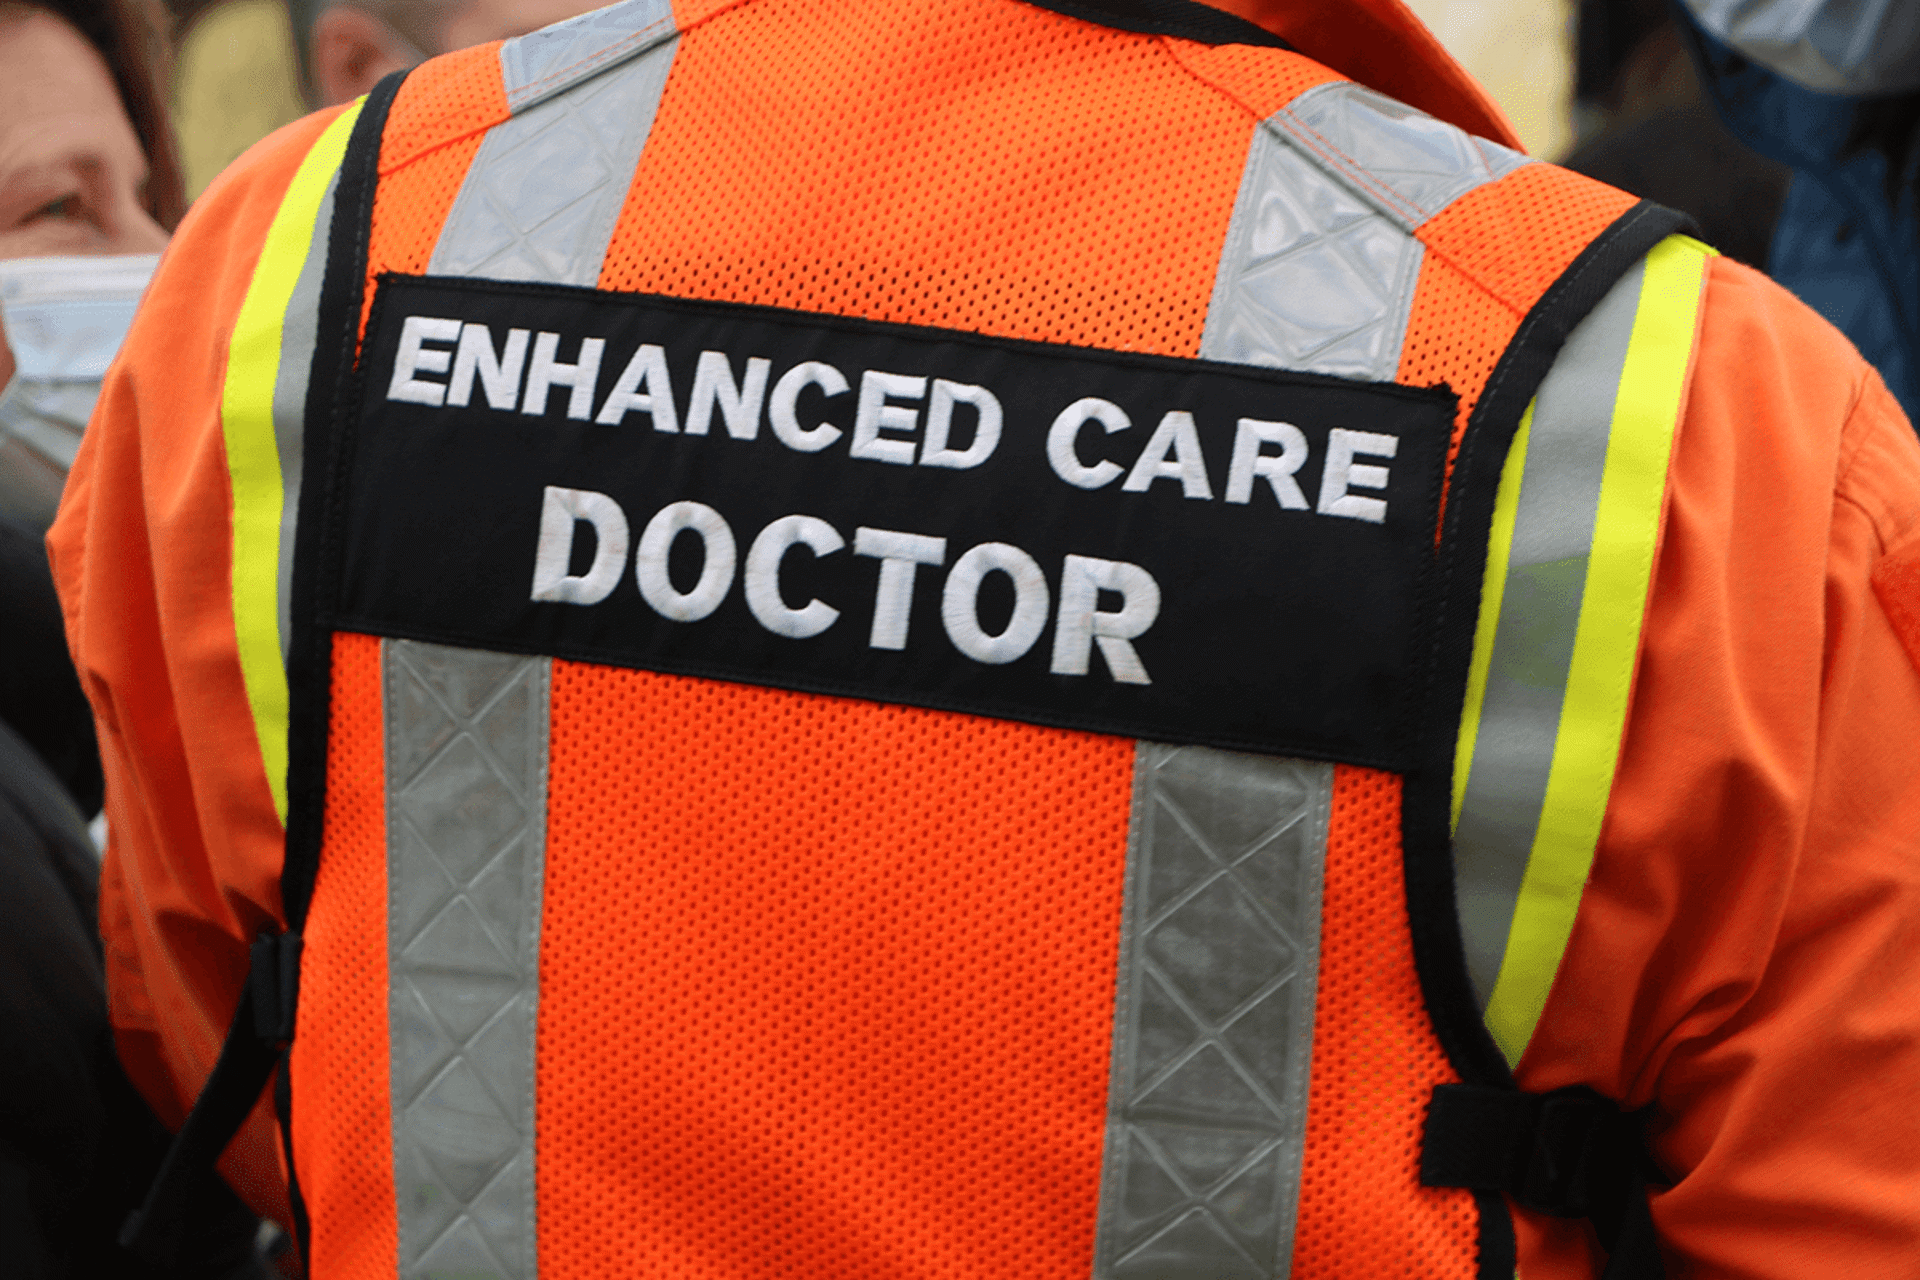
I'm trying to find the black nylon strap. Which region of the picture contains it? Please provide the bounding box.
[119,66,410,1269]
[1423,1083,1668,1279]
[281,67,409,931]
[1017,0,1292,47]
[118,934,302,1266]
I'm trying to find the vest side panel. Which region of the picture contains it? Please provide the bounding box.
[219,103,361,828]
[1474,239,1709,1062]
[1292,766,1481,1275]
[289,631,397,1280]
[1452,263,1649,1011]
[536,666,1136,1279]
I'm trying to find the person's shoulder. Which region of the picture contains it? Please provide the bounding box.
[1692,252,1891,446]
[171,103,359,251]
[1684,251,1920,546]
[123,104,358,373]
[198,102,358,200]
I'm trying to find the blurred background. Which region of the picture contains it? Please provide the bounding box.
[1409,0,1787,266]
[162,0,1790,262]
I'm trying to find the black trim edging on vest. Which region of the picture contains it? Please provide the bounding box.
[281,70,406,931]
[1401,199,1692,1280]
[276,66,407,1276]
[1015,0,1292,47]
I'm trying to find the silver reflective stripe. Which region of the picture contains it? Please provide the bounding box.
[386,639,550,1280]
[270,172,336,662]
[1092,745,1331,1280]
[1113,79,1532,1274]
[499,0,676,114]
[429,7,679,284]
[1199,121,1423,380]
[1451,259,1647,1008]
[1201,82,1529,381]
[1272,83,1530,230]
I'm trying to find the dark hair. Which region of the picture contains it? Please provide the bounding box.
[6,0,186,229]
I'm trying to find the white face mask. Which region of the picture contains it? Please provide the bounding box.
[0,253,160,531]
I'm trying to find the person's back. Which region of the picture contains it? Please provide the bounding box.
[54,1,1920,1277]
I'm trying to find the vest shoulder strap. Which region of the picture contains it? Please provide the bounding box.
[1451,234,1715,1067]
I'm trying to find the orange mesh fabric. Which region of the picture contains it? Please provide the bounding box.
[1418,165,1638,321]
[1292,765,1479,1276]
[538,666,1135,1280]
[1159,36,1345,119]
[1404,165,1640,461]
[377,42,508,175]
[360,44,505,336]
[289,632,396,1280]
[1397,253,1521,470]
[599,0,1313,355]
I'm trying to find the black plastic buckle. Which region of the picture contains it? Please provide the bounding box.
[1420,1082,1637,1219]
[1515,1087,1630,1217]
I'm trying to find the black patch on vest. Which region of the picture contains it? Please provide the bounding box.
[337,274,1453,769]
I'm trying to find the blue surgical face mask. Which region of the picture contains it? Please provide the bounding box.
[0,253,159,530]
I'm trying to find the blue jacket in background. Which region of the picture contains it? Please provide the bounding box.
[1677,6,1920,424]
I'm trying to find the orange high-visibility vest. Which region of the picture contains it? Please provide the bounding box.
[190,1,1711,1276]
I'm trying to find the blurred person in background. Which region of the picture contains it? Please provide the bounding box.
[1559,0,1789,270]
[1,0,175,532]
[170,0,607,196]
[0,2,271,1275]
[303,0,611,104]
[1674,0,1920,426]
[168,0,306,200]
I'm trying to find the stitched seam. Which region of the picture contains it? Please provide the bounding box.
[379,124,501,177]
[506,14,674,108]
[1156,39,1496,233]
[1154,32,1421,225]
[1830,369,1878,495]
[324,613,1416,770]
[1270,104,1429,224]
[1152,33,1310,128]
[519,655,548,1269]
[1413,227,1533,316]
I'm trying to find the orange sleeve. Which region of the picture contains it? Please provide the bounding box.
[45,105,353,1226]
[1516,257,1920,1276]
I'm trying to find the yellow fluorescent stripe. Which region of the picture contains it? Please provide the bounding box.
[1452,402,1534,831]
[221,101,363,825]
[1483,237,1712,1063]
